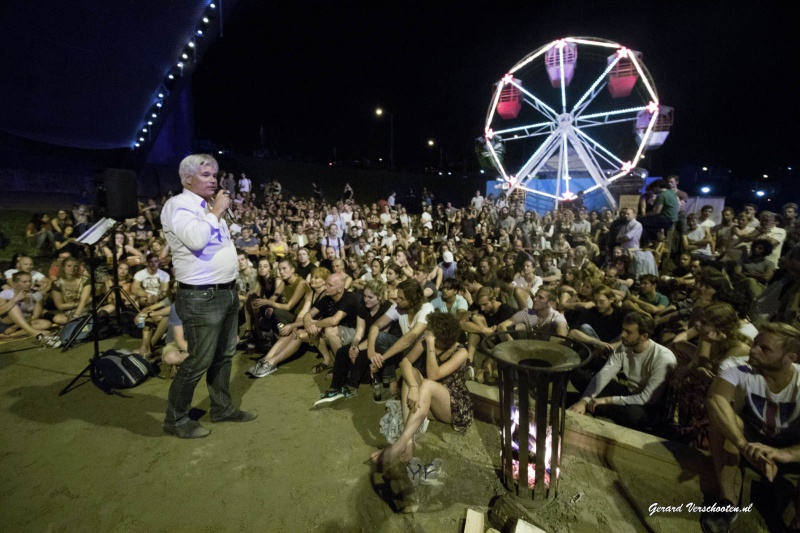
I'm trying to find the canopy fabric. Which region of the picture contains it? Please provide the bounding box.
[0,0,216,149]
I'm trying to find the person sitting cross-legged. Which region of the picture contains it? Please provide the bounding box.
[370,311,473,467]
[0,271,57,346]
[568,311,677,431]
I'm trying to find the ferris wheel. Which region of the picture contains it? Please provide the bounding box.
[478,36,673,210]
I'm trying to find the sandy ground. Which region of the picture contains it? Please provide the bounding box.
[0,334,771,532]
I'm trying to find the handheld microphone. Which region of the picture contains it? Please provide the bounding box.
[217,188,237,221]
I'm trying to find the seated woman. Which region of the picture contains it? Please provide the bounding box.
[99,262,135,314]
[353,258,385,292]
[51,257,92,325]
[133,281,176,360]
[102,232,143,267]
[346,255,366,283]
[371,311,473,466]
[160,305,190,378]
[557,267,584,308]
[268,231,288,259]
[669,303,751,449]
[149,238,171,268]
[248,267,335,377]
[26,213,55,254]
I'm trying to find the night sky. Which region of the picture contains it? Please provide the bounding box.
[192,1,798,181]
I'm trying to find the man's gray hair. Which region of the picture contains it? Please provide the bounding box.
[178,154,218,186]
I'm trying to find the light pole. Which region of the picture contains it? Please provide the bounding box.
[376,108,393,169]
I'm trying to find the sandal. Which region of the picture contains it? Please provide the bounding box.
[310,362,332,375]
[383,461,418,513]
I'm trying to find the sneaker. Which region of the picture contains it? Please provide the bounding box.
[314,389,344,408]
[249,360,277,378]
[343,385,358,399]
[37,334,62,349]
[466,364,475,381]
[700,499,738,533]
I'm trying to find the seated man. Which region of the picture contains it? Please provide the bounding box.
[460,286,516,365]
[128,214,154,250]
[569,285,628,358]
[3,255,51,295]
[703,322,800,533]
[0,271,56,346]
[131,253,170,309]
[431,278,468,319]
[315,279,393,407]
[497,287,568,337]
[622,274,669,317]
[233,227,259,257]
[568,312,676,430]
[413,266,437,301]
[367,279,435,401]
[248,271,353,377]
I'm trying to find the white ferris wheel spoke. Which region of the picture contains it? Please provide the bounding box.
[571,56,620,116]
[573,127,626,167]
[509,42,555,75]
[565,37,619,49]
[514,81,559,122]
[492,121,554,138]
[628,52,659,102]
[560,46,567,114]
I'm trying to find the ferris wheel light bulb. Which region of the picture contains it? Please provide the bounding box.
[502,73,514,85]
[646,101,659,114]
[556,39,567,50]
[486,129,495,139]
[616,47,629,59]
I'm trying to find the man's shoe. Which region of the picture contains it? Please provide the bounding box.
[164,421,211,439]
[211,409,258,423]
[700,499,738,533]
[343,385,358,399]
[249,360,277,378]
[314,389,345,409]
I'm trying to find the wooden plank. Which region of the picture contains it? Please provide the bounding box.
[464,508,484,533]
[514,518,548,533]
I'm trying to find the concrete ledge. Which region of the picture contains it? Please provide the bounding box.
[467,381,713,481]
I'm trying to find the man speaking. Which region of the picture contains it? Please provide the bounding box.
[161,154,257,438]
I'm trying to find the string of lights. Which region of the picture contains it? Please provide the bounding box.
[133,2,220,150]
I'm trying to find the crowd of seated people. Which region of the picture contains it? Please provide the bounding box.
[3,173,800,526]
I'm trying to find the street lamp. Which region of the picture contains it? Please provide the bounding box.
[375,107,394,169]
[427,139,443,171]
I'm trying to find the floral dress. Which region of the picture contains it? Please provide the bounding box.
[438,344,473,433]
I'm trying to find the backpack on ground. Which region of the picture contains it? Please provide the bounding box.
[58,312,112,348]
[90,349,156,395]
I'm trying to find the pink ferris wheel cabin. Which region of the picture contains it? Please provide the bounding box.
[607,48,642,98]
[497,77,522,119]
[545,41,577,88]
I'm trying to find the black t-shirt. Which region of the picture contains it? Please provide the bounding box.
[304,242,324,262]
[574,306,627,342]
[296,262,314,280]
[479,303,516,327]
[461,217,476,239]
[313,292,359,329]
[357,300,393,332]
